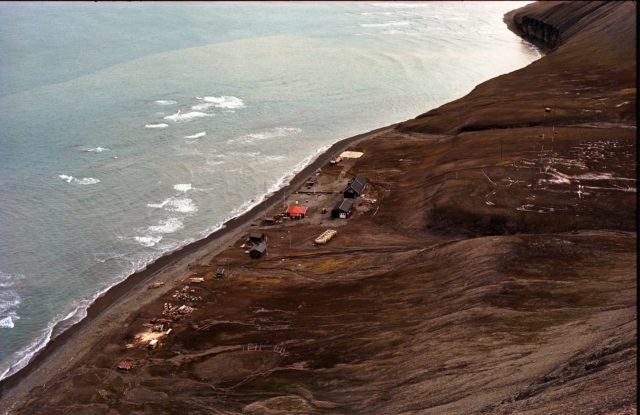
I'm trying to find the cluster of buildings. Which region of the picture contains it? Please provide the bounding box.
[246,161,368,259]
[331,175,367,218]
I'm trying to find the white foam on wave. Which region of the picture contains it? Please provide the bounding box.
[145,123,169,129]
[73,146,109,153]
[86,147,109,153]
[173,183,192,192]
[229,127,302,144]
[0,319,54,381]
[361,21,410,28]
[148,217,184,234]
[0,296,20,328]
[184,131,206,139]
[0,272,22,332]
[134,235,163,247]
[165,198,197,213]
[76,177,100,185]
[0,316,16,329]
[58,175,100,185]
[154,100,177,105]
[147,197,198,213]
[164,110,212,122]
[259,155,287,162]
[0,139,335,381]
[0,250,163,381]
[193,95,245,111]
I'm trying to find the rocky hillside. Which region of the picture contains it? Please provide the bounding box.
[4,2,636,414]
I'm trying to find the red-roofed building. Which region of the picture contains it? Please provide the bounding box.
[286,205,308,219]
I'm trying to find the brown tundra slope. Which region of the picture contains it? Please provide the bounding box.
[3,1,636,414]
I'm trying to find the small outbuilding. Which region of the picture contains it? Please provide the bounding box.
[314,229,337,245]
[286,205,308,219]
[332,198,354,219]
[343,175,367,199]
[250,242,267,259]
[249,233,266,244]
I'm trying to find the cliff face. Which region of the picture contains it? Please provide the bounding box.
[398,1,636,135]
[516,14,561,50]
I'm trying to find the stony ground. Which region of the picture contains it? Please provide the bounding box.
[5,2,636,414]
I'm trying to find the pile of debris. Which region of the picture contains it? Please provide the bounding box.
[117,360,135,371]
[171,285,202,304]
[162,302,195,321]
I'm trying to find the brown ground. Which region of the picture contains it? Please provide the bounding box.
[1,1,636,414]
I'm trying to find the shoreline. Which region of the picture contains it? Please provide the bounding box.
[0,121,397,397]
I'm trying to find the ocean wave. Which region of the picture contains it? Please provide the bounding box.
[86,147,109,153]
[134,235,163,247]
[371,2,428,8]
[0,272,21,331]
[165,198,197,213]
[72,146,110,153]
[193,95,245,110]
[205,158,226,166]
[147,197,198,213]
[164,110,212,122]
[0,252,160,381]
[0,320,53,381]
[259,155,287,162]
[173,183,192,192]
[58,175,100,185]
[382,29,407,35]
[184,131,206,139]
[0,294,20,329]
[154,100,177,105]
[148,217,184,234]
[145,123,169,129]
[0,316,16,329]
[0,291,20,315]
[0,141,330,380]
[361,21,410,27]
[229,127,302,144]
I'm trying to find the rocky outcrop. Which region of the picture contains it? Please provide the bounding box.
[398,1,636,135]
[516,15,561,51]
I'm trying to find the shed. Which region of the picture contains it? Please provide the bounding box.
[250,242,267,259]
[343,175,367,199]
[339,151,364,159]
[286,205,308,219]
[314,229,337,245]
[249,233,266,244]
[332,198,354,219]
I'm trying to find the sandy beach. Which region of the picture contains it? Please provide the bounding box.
[1,2,636,414]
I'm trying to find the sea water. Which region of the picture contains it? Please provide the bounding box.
[0,1,539,380]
